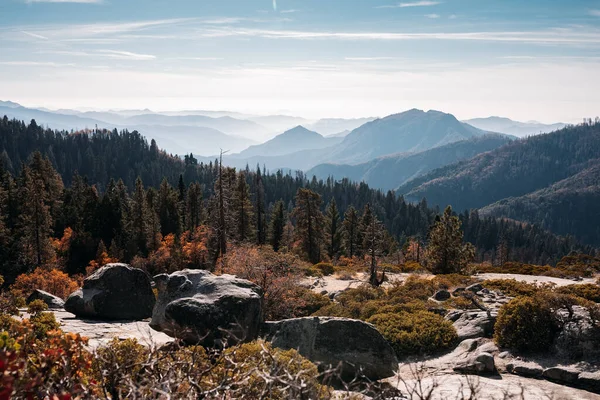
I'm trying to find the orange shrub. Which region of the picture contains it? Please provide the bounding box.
[222,245,314,320]
[11,268,82,300]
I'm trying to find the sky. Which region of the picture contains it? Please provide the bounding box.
[0,0,599,122]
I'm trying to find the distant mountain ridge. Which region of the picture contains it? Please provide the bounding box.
[396,122,600,245]
[234,125,342,158]
[0,104,257,156]
[307,134,513,192]
[464,116,566,137]
[325,109,488,165]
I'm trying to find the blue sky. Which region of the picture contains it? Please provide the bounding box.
[0,0,599,121]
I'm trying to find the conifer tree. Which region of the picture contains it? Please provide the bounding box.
[269,200,285,252]
[131,177,149,256]
[233,171,254,242]
[255,164,267,245]
[185,182,203,230]
[425,206,476,274]
[145,187,162,252]
[360,204,386,286]
[158,178,181,237]
[325,199,342,259]
[292,188,324,264]
[342,206,361,258]
[17,165,56,268]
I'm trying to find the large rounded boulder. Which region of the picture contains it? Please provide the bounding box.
[65,263,155,320]
[150,269,263,346]
[262,316,398,381]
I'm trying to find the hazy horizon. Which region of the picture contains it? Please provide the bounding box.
[1,0,599,123]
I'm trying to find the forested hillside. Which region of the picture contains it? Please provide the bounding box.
[308,134,512,192]
[397,120,600,244]
[0,116,591,282]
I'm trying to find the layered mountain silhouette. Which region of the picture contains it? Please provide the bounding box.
[326,109,488,165]
[234,126,342,158]
[464,116,566,137]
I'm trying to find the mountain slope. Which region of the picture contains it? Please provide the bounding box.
[235,126,342,158]
[397,122,600,243]
[307,134,513,192]
[464,117,565,137]
[327,109,488,165]
[479,161,600,245]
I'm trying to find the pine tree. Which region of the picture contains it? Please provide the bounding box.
[17,165,56,268]
[269,200,285,252]
[255,164,267,245]
[145,187,162,252]
[360,204,386,286]
[426,206,476,274]
[293,188,324,264]
[342,206,361,258]
[185,182,203,230]
[131,177,149,256]
[233,171,254,242]
[215,151,228,257]
[325,199,342,259]
[158,178,181,237]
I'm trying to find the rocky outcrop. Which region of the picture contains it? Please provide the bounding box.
[262,316,398,381]
[453,352,496,375]
[27,289,65,309]
[554,306,600,359]
[450,311,497,340]
[432,289,451,301]
[578,372,600,393]
[65,264,155,320]
[506,361,544,378]
[150,269,263,346]
[542,367,580,385]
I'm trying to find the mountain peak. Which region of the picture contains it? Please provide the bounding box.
[282,125,320,137]
[0,100,22,109]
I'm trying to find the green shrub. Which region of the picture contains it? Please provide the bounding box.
[94,338,150,398]
[494,295,558,352]
[481,279,538,297]
[313,263,335,276]
[367,311,457,356]
[27,299,48,314]
[556,284,600,303]
[305,266,324,278]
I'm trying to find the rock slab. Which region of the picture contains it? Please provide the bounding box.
[151,269,263,346]
[65,264,155,320]
[262,316,398,381]
[451,311,497,341]
[27,289,65,309]
[453,352,496,375]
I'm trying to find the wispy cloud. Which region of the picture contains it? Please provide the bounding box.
[194,27,600,47]
[425,14,440,18]
[281,9,299,14]
[590,10,600,17]
[21,30,48,40]
[170,57,224,61]
[37,49,157,60]
[345,57,399,61]
[0,61,76,67]
[24,0,103,3]
[96,50,156,60]
[376,1,441,9]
